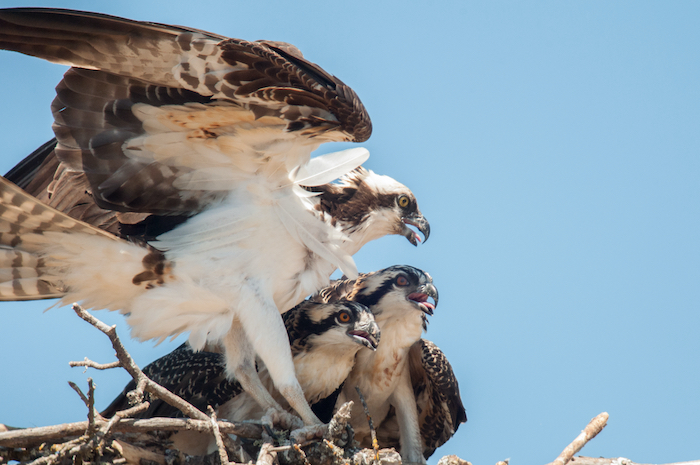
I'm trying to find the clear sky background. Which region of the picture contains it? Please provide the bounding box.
[0,2,698,464]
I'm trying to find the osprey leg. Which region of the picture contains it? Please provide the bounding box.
[222,324,283,413]
[391,368,425,464]
[232,285,322,426]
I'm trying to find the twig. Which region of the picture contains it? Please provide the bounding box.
[26,437,86,465]
[67,382,89,407]
[113,401,150,419]
[547,412,609,465]
[293,443,311,465]
[86,378,97,435]
[355,386,379,462]
[570,458,700,465]
[69,357,122,370]
[256,442,277,465]
[71,303,210,422]
[208,406,230,465]
[0,414,264,448]
[111,439,167,465]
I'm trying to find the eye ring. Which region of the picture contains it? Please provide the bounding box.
[396,275,409,286]
[397,195,410,208]
[338,311,351,323]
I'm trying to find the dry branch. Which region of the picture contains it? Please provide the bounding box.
[71,303,210,422]
[69,358,121,370]
[0,417,263,448]
[547,412,609,465]
[4,305,697,465]
[355,386,379,461]
[570,459,700,465]
[207,406,231,465]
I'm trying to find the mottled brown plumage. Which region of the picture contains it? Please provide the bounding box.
[101,300,379,421]
[308,266,463,463]
[376,339,467,459]
[0,7,429,430]
[0,7,371,215]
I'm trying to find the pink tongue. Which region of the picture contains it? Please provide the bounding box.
[414,232,422,243]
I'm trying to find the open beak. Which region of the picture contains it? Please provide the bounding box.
[348,318,380,351]
[401,212,430,246]
[407,282,439,316]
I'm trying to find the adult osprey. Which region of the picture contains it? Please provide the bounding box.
[310,265,466,463]
[0,8,429,429]
[101,299,380,455]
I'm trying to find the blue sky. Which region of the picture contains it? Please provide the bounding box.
[0,2,698,464]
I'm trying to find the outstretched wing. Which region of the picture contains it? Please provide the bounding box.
[0,8,371,215]
[376,339,467,459]
[5,138,130,236]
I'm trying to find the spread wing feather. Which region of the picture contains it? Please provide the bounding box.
[0,8,372,215]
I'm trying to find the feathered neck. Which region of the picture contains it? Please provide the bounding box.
[308,168,398,250]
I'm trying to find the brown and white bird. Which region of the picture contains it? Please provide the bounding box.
[373,339,467,460]
[101,299,380,455]
[309,265,465,463]
[0,8,429,429]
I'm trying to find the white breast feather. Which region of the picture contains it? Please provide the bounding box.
[341,303,426,441]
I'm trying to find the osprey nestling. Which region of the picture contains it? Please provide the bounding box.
[0,8,428,428]
[101,299,379,454]
[309,265,465,463]
[374,339,467,459]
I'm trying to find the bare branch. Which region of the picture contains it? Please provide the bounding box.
[0,417,263,448]
[355,386,379,461]
[71,303,210,422]
[570,458,700,465]
[256,442,278,465]
[208,406,231,465]
[67,381,89,407]
[113,401,150,419]
[86,378,97,435]
[436,455,473,465]
[547,412,609,465]
[69,357,121,370]
[111,439,166,465]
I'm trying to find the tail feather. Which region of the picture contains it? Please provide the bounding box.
[0,276,63,300]
[0,176,122,301]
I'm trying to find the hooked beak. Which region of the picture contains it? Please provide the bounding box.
[348,318,381,351]
[407,282,439,316]
[401,213,430,246]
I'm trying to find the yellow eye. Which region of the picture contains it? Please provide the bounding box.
[398,195,410,208]
[396,276,409,286]
[338,311,351,323]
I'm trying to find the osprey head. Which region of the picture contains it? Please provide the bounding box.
[347,265,438,324]
[310,167,430,246]
[338,301,381,351]
[287,300,380,352]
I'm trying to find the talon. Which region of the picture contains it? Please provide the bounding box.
[262,407,304,431]
[290,423,329,443]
